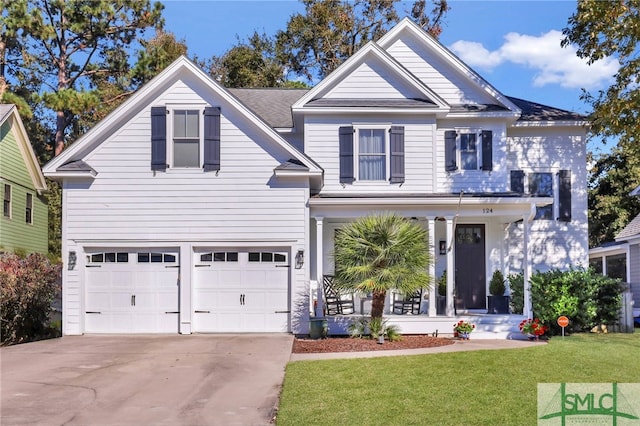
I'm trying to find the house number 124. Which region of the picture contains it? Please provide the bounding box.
[482,208,493,214]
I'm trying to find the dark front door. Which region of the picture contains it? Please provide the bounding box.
[455,224,486,310]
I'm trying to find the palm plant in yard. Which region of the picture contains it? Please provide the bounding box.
[333,213,432,320]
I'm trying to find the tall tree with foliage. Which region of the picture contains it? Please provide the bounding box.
[203,31,287,88]
[2,0,164,157]
[563,1,640,244]
[276,0,449,82]
[333,213,431,319]
[588,147,640,247]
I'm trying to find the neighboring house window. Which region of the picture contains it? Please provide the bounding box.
[3,184,10,218]
[444,130,492,172]
[150,106,221,172]
[25,193,33,224]
[339,125,404,183]
[529,172,553,220]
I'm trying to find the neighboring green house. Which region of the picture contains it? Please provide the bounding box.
[0,104,48,254]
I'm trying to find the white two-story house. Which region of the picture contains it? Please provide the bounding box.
[43,19,588,337]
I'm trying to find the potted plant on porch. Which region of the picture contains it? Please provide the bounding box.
[487,270,510,314]
[436,270,447,315]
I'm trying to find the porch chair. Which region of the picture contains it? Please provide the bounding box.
[322,275,355,315]
[392,289,423,315]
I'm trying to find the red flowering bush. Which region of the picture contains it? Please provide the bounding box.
[519,318,548,336]
[0,253,62,345]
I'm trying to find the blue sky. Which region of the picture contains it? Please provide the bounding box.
[161,1,617,148]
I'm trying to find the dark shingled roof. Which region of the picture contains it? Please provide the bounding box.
[224,89,586,129]
[616,214,640,240]
[228,88,307,128]
[507,96,586,122]
[275,159,310,171]
[57,160,96,173]
[305,98,437,108]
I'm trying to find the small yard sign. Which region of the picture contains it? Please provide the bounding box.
[557,316,569,337]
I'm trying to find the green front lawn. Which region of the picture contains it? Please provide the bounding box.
[277,333,640,425]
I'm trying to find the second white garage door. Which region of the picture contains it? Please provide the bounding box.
[193,249,290,332]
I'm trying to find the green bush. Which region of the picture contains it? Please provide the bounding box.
[508,272,524,314]
[0,253,62,345]
[529,267,625,334]
[489,270,506,296]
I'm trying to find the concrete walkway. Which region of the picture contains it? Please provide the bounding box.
[289,338,545,361]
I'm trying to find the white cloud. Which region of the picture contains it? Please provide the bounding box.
[449,30,618,90]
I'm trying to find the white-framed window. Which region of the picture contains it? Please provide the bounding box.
[3,184,11,219]
[171,108,201,168]
[459,133,478,170]
[25,193,33,224]
[356,126,388,181]
[528,172,554,220]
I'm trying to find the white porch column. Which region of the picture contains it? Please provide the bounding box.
[446,217,455,316]
[315,217,325,317]
[427,217,437,317]
[523,213,533,318]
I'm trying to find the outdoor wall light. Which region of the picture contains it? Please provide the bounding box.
[68,251,77,270]
[295,250,304,269]
[439,240,447,255]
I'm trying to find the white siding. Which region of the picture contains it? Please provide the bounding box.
[325,57,420,99]
[435,120,510,193]
[505,126,589,271]
[305,115,435,194]
[384,34,496,105]
[61,79,310,334]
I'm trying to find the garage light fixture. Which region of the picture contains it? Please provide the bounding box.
[295,250,304,269]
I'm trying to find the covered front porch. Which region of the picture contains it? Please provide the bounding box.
[307,193,552,335]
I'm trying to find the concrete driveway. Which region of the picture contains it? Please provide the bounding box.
[1,334,293,426]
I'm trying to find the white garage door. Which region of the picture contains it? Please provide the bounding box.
[193,249,290,332]
[85,249,180,333]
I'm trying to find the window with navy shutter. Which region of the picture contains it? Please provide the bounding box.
[510,170,525,194]
[339,126,354,183]
[389,126,405,183]
[203,107,221,172]
[481,130,492,171]
[444,130,457,171]
[151,107,167,171]
[558,170,571,221]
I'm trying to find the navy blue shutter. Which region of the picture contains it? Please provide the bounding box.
[510,170,525,194]
[339,126,354,183]
[444,130,457,171]
[151,107,167,171]
[558,170,571,221]
[203,107,221,172]
[389,126,405,184]
[481,130,492,171]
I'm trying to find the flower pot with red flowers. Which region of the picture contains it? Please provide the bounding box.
[453,320,475,340]
[519,318,548,340]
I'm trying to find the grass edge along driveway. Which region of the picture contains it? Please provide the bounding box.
[277,333,640,426]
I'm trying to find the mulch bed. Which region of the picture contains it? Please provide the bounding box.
[292,335,455,354]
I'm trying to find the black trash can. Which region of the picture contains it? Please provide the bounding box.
[309,318,328,339]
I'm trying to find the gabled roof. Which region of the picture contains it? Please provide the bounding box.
[0,104,47,191]
[616,214,640,240]
[377,18,521,117]
[507,97,587,125]
[43,56,321,177]
[292,41,449,113]
[229,88,307,129]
